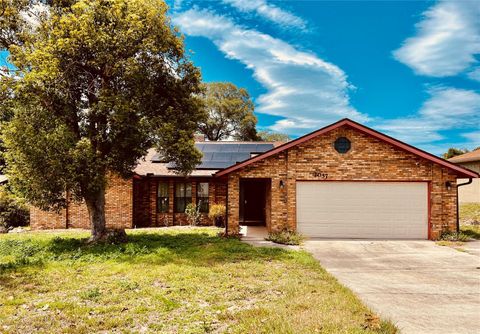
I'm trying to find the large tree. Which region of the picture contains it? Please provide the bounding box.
[198,82,259,141]
[0,0,204,241]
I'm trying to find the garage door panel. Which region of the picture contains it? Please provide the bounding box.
[296,182,428,239]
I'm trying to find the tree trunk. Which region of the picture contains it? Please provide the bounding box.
[85,184,107,242]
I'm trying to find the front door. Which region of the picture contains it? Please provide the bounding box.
[240,179,267,225]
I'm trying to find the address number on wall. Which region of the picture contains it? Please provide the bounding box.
[312,171,328,179]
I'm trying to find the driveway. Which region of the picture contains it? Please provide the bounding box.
[304,240,480,334]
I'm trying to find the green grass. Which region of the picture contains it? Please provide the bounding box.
[460,225,480,240]
[459,203,480,223]
[0,227,396,333]
[460,203,480,240]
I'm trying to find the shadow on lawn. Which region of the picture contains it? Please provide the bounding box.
[0,231,294,273]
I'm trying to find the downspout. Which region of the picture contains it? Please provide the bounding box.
[456,178,472,232]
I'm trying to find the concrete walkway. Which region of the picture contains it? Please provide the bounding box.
[304,240,480,334]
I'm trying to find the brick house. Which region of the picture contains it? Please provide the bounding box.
[30,119,478,240]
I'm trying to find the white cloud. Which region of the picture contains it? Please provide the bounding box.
[173,8,367,136]
[376,87,480,148]
[461,131,480,148]
[222,0,307,30]
[467,67,480,82]
[393,0,480,78]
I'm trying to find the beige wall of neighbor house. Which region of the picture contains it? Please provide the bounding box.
[225,125,459,240]
[449,158,480,204]
[457,178,480,203]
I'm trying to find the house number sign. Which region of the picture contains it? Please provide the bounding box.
[312,170,328,179]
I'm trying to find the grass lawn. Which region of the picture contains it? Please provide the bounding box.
[460,203,480,240]
[0,227,396,333]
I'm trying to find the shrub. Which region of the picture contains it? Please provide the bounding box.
[440,231,470,242]
[0,188,30,231]
[185,203,202,226]
[265,229,305,245]
[208,204,226,227]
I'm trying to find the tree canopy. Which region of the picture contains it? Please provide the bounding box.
[442,148,469,159]
[0,0,205,240]
[257,130,290,142]
[198,82,259,141]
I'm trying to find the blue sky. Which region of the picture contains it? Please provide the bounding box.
[167,0,479,155]
[1,1,478,155]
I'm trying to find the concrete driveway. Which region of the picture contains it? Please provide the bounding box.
[304,240,480,334]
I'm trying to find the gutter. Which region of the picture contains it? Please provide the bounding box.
[456,178,473,232]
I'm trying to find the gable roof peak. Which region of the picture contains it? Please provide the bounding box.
[215,118,478,179]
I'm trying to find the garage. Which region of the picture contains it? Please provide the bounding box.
[216,119,479,240]
[296,181,428,239]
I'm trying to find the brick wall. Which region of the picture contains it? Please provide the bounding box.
[30,174,133,230]
[30,207,66,229]
[226,125,458,239]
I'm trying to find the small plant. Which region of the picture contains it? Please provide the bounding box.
[265,229,305,245]
[208,204,226,227]
[80,287,102,301]
[440,231,470,242]
[185,203,202,226]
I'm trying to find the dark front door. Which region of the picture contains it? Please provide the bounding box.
[240,179,268,225]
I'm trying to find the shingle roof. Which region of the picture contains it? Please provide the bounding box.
[448,150,480,164]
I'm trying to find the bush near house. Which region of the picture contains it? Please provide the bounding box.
[0,188,29,232]
[266,229,305,245]
[208,203,226,227]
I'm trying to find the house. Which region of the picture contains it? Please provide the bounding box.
[30,119,478,240]
[448,150,480,203]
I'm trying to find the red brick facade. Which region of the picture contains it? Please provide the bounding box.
[225,125,459,239]
[30,174,133,230]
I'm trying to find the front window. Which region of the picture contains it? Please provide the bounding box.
[197,182,209,213]
[157,182,169,213]
[175,182,192,213]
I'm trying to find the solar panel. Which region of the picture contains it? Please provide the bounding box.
[163,142,275,170]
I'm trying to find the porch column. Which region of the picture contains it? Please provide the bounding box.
[227,174,240,235]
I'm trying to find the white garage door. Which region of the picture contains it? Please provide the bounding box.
[296,182,428,239]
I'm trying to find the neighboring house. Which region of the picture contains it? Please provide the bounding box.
[30,119,478,240]
[448,150,480,203]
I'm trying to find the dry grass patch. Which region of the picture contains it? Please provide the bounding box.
[0,227,396,333]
